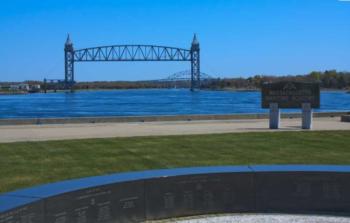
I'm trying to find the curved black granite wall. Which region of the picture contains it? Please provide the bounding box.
[1,165,350,222]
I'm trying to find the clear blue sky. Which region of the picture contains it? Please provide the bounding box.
[1,0,349,81]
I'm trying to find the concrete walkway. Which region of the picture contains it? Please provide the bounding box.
[162,214,350,223]
[0,117,349,143]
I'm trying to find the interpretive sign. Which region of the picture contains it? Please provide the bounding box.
[262,82,320,109]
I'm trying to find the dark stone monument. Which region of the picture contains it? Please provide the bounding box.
[0,196,44,223]
[262,81,320,129]
[44,181,145,223]
[145,172,255,220]
[1,165,350,222]
[252,165,350,214]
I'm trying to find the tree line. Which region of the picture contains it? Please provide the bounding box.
[202,70,350,90]
[2,70,349,91]
[74,70,350,90]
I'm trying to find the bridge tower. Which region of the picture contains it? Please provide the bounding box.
[190,34,200,91]
[64,34,75,89]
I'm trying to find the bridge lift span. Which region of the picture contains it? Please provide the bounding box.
[64,35,201,91]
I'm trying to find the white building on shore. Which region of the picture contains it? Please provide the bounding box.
[10,83,30,91]
[0,83,41,92]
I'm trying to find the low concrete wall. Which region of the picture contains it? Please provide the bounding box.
[0,112,348,126]
[1,165,350,222]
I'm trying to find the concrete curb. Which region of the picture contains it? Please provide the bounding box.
[0,112,348,126]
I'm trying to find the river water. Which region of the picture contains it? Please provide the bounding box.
[0,89,349,119]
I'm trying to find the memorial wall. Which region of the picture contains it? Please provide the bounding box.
[1,165,350,223]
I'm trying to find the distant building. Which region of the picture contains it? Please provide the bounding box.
[10,83,30,91]
[1,83,41,92]
[28,84,41,93]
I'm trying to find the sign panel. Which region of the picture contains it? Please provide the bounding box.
[262,82,320,108]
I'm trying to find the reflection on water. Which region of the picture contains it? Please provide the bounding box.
[0,89,349,119]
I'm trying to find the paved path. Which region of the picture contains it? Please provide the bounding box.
[0,117,349,143]
[159,214,350,223]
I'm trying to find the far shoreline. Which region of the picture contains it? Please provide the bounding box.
[0,87,349,95]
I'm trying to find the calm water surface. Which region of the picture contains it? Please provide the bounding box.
[0,89,349,119]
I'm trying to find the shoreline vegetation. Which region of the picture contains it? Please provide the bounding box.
[1,88,349,95]
[0,131,349,193]
[1,70,350,94]
[0,91,28,95]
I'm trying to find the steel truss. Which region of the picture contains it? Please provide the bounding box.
[64,34,200,90]
[74,45,191,62]
[165,70,213,82]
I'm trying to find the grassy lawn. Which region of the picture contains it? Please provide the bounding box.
[1,131,350,193]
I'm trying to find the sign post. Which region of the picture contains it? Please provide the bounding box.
[262,81,320,130]
[302,103,313,129]
[269,103,280,129]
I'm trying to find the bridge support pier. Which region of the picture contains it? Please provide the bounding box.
[190,34,200,91]
[64,35,75,90]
